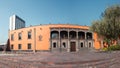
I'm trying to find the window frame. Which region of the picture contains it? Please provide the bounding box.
[18,33,22,40]
[18,44,22,50]
[28,43,31,49]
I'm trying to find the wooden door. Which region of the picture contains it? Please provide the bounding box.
[70,42,76,52]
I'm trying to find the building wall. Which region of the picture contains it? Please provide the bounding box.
[9,25,51,51]
[93,33,101,49]
[35,25,50,50]
[9,24,101,52]
[9,27,35,51]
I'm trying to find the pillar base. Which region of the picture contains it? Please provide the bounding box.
[67,48,70,52]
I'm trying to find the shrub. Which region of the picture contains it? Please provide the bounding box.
[102,44,120,51]
[102,47,108,51]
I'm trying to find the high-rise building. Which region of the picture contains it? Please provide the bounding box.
[9,15,25,31]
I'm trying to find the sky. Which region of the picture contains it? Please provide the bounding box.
[0,0,120,44]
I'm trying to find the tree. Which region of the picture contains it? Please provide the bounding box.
[90,5,120,47]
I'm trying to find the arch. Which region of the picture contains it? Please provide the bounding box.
[80,42,84,48]
[51,31,59,39]
[53,42,57,48]
[60,31,68,39]
[62,42,66,48]
[89,42,92,48]
[69,31,77,39]
[86,32,92,39]
[78,31,85,39]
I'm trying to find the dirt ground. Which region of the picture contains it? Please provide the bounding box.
[0,51,120,68]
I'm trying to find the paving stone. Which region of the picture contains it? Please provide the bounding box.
[0,51,119,68]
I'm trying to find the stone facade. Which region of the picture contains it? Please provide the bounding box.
[50,28,94,52]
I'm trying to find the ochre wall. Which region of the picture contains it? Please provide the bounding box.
[35,26,50,50]
[9,24,100,51]
[93,33,101,49]
[9,28,35,50]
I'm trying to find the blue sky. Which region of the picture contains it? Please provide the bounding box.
[0,0,120,44]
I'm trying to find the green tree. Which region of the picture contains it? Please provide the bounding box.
[90,5,120,47]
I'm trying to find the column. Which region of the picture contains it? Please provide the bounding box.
[67,29,70,52]
[50,38,52,52]
[50,30,53,52]
[76,31,79,52]
[85,32,87,48]
[85,32,87,40]
[59,29,61,52]
[50,30,52,52]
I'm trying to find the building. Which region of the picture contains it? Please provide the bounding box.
[9,15,25,31]
[0,43,5,51]
[9,24,101,52]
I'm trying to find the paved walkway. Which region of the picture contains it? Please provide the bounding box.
[0,51,120,68]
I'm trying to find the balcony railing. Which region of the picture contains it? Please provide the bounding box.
[51,37,93,40]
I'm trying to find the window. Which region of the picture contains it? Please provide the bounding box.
[18,44,21,49]
[28,31,32,39]
[11,34,14,41]
[18,33,22,40]
[62,42,66,48]
[28,43,31,49]
[11,45,14,49]
[53,42,57,48]
[81,43,83,48]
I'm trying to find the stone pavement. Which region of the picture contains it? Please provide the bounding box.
[0,51,120,68]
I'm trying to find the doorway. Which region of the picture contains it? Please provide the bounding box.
[70,42,76,52]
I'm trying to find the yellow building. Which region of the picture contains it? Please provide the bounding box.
[9,24,101,52]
